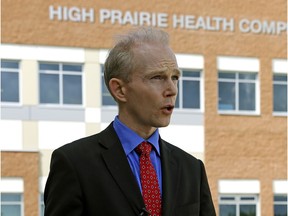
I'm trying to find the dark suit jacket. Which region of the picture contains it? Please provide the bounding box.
[44,123,216,216]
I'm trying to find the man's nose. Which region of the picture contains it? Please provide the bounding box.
[164,79,178,97]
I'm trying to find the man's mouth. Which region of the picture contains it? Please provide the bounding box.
[165,105,174,111]
[162,105,174,113]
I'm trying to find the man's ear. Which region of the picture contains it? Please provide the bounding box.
[109,78,127,102]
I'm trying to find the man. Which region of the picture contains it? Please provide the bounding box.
[44,27,216,216]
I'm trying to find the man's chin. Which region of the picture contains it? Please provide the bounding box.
[156,120,171,128]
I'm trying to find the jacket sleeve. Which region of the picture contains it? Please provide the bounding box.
[199,160,216,216]
[44,148,83,216]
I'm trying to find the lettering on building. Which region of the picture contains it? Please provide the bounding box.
[49,5,94,23]
[48,5,288,35]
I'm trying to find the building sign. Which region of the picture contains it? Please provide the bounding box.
[49,5,287,35]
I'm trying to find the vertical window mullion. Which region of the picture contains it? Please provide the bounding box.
[59,64,63,105]
[21,194,24,216]
[235,73,239,111]
[180,77,183,108]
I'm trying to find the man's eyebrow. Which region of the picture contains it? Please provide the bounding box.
[148,68,181,75]
[174,68,181,76]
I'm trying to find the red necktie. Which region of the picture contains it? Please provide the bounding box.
[136,141,162,216]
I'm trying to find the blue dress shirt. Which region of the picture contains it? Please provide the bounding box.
[113,116,162,194]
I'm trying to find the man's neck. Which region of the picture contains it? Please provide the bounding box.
[118,114,157,140]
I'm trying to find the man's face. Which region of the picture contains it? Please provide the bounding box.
[122,43,180,133]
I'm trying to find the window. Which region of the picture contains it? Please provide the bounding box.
[40,193,45,216]
[1,193,23,216]
[39,62,83,105]
[219,195,258,216]
[218,72,257,112]
[175,70,202,110]
[274,195,287,216]
[101,65,116,106]
[1,60,20,103]
[273,74,287,113]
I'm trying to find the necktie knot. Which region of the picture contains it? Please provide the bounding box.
[136,141,152,156]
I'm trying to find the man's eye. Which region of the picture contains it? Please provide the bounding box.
[172,76,179,81]
[152,75,163,80]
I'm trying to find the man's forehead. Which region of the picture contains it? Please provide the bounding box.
[145,66,181,75]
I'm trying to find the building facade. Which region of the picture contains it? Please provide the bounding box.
[1,0,287,215]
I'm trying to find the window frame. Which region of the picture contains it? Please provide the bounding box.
[1,59,21,105]
[100,64,117,107]
[175,69,204,112]
[39,62,84,107]
[218,70,260,115]
[39,193,45,216]
[1,193,24,216]
[273,73,288,116]
[219,194,259,216]
[273,194,288,216]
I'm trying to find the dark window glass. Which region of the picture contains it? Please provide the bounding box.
[175,83,180,108]
[274,205,287,216]
[1,193,22,216]
[1,205,21,216]
[40,74,59,104]
[63,75,82,104]
[1,72,19,102]
[218,72,257,112]
[40,194,45,216]
[274,195,288,202]
[274,195,288,216]
[220,197,236,201]
[175,70,201,109]
[182,70,200,78]
[39,63,59,71]
[39,63,82,105]
[219,73,236,79]
[218,82,235,110]
[239,83,256,111]
[1,194,21,201]
[1,61,19,69]
[1,60,20,103]
[63,64,82,72]
[239,73,257,80]
[101,76,116,106]
[183,80,200,108]
[219,205,236,216]
[273,74,288,112]
[240,205,256,216]
[274,75,287,82]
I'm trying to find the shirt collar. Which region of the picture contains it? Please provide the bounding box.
[113,116,160,156]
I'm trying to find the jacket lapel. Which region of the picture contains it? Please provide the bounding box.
[160,139,179,216]
[99,124,145,215]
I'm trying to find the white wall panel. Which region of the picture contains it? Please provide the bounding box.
[176,54,204,69]
[273,180,288,194]
[218,56,259,72]
[0,120,22,150]
[99,49,109,64]
[1,44,85,63]
[1,178,24,192]
[159,125,204,153]
[273,59,288,73]
[85,108,101,123]
[219,179,260,194]
[38,121,85,150]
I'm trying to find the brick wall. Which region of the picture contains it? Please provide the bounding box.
[2,151,40,216]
